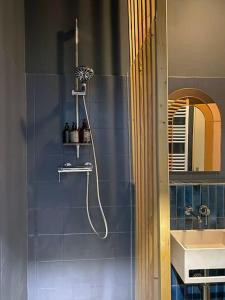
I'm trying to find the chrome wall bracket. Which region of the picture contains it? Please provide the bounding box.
[72,89,86,96]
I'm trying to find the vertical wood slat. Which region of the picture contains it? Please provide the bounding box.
[141,1,149,298]
[137,3,145,299]
[155,0,171,299]
[127,0,170,299]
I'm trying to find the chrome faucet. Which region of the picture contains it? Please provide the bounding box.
[184,205,210,228]
[199,205,210,227]
[185,206,202,225]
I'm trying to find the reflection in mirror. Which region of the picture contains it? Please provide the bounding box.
[168,89,221,173]
[169,105,205,171]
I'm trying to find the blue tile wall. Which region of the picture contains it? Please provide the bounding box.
[27,74,134,300]
[170,184,225,300]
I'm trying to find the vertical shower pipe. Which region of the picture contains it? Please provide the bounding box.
[75,18,80,158]
[72,21,108,239]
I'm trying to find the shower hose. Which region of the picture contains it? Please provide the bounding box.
[82,95,108,239]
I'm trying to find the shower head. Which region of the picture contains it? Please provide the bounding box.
[74,66,94,83]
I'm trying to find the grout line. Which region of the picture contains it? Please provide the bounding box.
[37,256,132,263]
[28,231,132,237]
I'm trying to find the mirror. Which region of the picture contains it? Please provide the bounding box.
[168,89,221,172]
[169,106,205,171]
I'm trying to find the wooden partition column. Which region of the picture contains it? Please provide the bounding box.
[127,0,170,299]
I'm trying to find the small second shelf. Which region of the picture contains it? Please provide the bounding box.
[63,143,92,146]
[63,142,92,159]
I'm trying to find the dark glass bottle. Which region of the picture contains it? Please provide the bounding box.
[70,122,79,143]
[63,122,70,143]
[81,119,91,143]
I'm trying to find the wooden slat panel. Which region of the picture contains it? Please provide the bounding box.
[155,0,171,299]
[127,0,170,299]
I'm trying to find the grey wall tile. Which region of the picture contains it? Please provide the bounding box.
[35,154,63,182]
[102,206,132,233]
[63,233,131,260]
[37,235,63,261]
[37,262,65,289]
[89,76,128,102]
[64,258,131,288]
[89,180,132,207]
[63,207,92,234]
[35,120,63,156]
[34,75,61,124]
[37,208,64,234]
[90,100,128,130]
[96,154,130,181]
[92,128,129,157]
[33,178,87,209]
[63,206,131,234]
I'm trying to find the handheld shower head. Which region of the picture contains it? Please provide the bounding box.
[74,66,94,83]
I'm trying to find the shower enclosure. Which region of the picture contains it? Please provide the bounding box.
[0,0,133,299]
[26,1,134,300]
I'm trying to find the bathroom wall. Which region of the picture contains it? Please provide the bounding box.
[170,184,225,300]
[168,0,225,78]
[0,0,27,299]
[26,1,133,300]
[25,0,129,75]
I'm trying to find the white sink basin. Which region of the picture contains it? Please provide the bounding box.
[171,230,225,284]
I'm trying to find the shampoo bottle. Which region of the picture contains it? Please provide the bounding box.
[81,119,91,143]
[70,122,79,143]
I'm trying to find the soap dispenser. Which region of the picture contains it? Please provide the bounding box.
[63,122,70,143]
